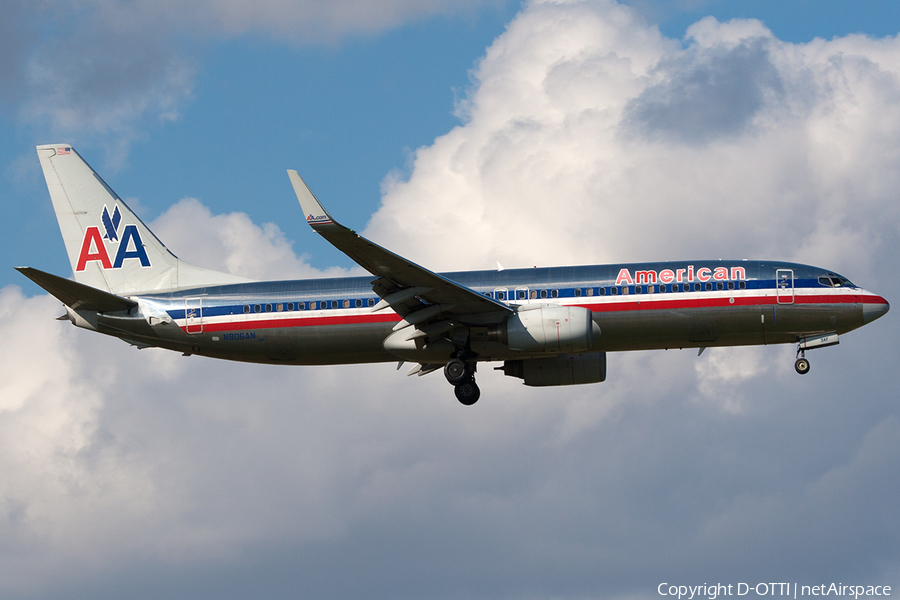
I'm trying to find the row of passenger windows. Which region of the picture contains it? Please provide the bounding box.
[240,280,751,313]
[491,281,747,300]
[243,298,377,314]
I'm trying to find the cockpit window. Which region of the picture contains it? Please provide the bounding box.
[819,273,856,288]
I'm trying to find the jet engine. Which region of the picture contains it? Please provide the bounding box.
[501,352,607,387]
[492,305,595,354]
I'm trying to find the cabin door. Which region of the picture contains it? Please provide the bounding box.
[185,298,203,334]
[776,269,794,304]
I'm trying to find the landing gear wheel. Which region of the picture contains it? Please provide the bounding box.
[454,379,480,405]
[794,357,810,375]
[444,358,469,385]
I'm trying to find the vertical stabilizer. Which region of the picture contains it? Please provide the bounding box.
[36,144,251,294]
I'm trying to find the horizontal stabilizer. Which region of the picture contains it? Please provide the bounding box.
[16,267,137,312]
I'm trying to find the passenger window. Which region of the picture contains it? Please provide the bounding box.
[658,285,665,293]
[611,287,618,295]
[694,284,701,292]
[635,286,642,294]
[739,282,746,290]
[622,287,629,295]
[309,301,316,310]
[599,288,606,296]
[517,290,527,300]
[716,282,723,291]
[355,299,362,308]
[727,282,735,290]
[551,290,559,298]
[574,288,582,297]
[540,290,548,299]
[343,300,350,308]
[254,304,261,313]
[276,303,283,312]
[368,298,375,307]
[243,305,250,314]
[586,288,593,296]
[705,283,712,291]
[265,304,272,312]
[530,290,537,299]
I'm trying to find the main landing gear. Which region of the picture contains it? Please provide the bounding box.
[445,357,480,405]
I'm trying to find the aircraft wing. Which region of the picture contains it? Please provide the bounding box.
[288,171,513,325]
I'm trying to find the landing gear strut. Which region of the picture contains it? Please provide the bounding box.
[445,354,480,405]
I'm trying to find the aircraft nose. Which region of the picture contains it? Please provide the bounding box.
[863,296,890,324]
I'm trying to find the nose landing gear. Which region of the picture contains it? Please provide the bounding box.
[793,332,839,375]
[794,354,811,375]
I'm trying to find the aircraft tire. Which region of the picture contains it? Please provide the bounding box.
[444,358,469,385]
[794,358,810,375]
[455,379,480,405]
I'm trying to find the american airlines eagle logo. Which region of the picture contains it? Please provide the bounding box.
[75,204,151,271]
[101,205,122,241]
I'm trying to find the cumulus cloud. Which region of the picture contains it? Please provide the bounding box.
[3,0,900,597]
[367,1,900,287]
[148,197,358,280]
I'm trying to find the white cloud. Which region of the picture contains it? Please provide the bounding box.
[148,197,358,280]
[367,0,900,286]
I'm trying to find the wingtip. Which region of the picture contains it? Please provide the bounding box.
[287,170,335,227]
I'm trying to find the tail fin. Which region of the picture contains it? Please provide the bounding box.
[36,144,251,294]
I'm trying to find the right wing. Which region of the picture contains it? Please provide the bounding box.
[288,171,513,328]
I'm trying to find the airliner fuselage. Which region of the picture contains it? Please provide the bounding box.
[100,261,882,366]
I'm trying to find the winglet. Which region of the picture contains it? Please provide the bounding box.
[287,170,336,228]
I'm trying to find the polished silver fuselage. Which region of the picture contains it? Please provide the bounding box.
[95,260,886,366]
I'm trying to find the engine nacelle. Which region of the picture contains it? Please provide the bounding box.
[502,352,607,387]
[498,305,595,354]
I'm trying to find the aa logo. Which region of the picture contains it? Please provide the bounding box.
[75,205,151,271]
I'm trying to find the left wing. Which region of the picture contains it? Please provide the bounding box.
[287,171,513,327]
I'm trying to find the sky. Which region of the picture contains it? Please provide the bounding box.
[1,1,899,599]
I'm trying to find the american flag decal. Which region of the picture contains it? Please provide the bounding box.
[57,147,71,155]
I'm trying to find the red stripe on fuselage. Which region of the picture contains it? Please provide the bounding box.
[196,311,401,333]
[571,292,879,313]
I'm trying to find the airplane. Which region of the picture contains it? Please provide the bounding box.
[18,144,890,405]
